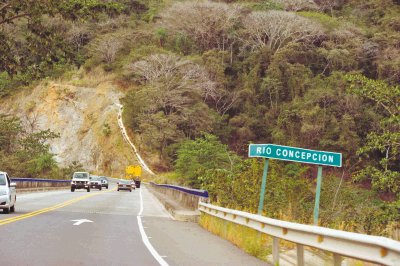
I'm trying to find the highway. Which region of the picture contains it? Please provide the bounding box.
[0,182,265,266]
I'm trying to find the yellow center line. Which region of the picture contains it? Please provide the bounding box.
[0,188,116,226]
[0,194,91,223]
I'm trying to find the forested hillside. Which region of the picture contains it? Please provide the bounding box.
[0,0,399,237]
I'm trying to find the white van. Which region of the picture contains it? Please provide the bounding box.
[0,171,16,213]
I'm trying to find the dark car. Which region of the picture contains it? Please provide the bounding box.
[134,178,141,188]
[117,180,132,192]
[90,176,102,190]
[99,176,109,189]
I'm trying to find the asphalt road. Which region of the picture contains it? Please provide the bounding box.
[0,183,265,266]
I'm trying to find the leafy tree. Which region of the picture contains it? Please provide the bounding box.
[228,113,258,154]
[0,1,54,26]
[266,43,319,101]
[56,0,125,20]
[0,0,128,94]
[260,77,283,110]
[0,114,59,177]
[123,53,219,162]
[175,134,239,188]
[27,153,57,177]
[0,114,21,153]
[347,74,400,194]
[201,50,239,115]
[19,129,59,157]
[139,112,184,161]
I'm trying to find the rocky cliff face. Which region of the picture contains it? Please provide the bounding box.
[0,71,138,178]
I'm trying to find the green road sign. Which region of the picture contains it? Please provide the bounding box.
[249,144,342,167]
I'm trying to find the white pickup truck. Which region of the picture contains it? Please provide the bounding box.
[0,171,16,213]
[71,172,91,192]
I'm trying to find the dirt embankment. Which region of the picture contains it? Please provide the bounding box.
[0,70,139,178]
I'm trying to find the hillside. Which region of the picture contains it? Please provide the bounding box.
[0,0,399,237]
[0,68,140,178]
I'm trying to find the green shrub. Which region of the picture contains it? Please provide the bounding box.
[0,72,11,97]
[245,1,284,11]
[102,122,112,137]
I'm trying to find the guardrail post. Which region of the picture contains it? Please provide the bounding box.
[333,253,342,266]
[296,244,304,266]
[199,202,400,265]
[272,236,279,265]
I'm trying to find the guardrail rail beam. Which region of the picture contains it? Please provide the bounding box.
[199,202,400,265]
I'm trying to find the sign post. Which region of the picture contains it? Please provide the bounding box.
[249,144,342,224]
[257,159,269,215]
[314,166,323,225]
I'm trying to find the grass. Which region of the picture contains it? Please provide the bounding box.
[244,1,284,11]
[199,213,383,266]
[199,213,271,261]
[62,67,115,88]
[298,11,341,32]
[152,172,183,185]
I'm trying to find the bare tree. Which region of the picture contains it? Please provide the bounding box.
[129,54,239,115]
[66,23,91,53]
[213,89,239,115]
[161,1,244,51]
[128,54,216,113]
[241,10,324,53]
[314,0,345,16]
[92,36,123,63]
[23,111,40,133]
[130,54,217,103]
[273,0,318,11]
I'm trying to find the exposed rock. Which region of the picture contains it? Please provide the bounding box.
[0,77,138,178]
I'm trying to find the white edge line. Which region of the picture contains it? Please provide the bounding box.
[138,187,169,266]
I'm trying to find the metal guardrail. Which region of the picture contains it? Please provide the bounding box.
[199,202,400,266]
[149,182,209,198]
[12,178,70,183]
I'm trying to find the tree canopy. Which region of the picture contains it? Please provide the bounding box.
[1,0,399,237]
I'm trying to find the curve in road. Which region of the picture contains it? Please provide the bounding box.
[0,184,265,265]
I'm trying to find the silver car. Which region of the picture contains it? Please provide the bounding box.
[117,180,133,192]
[89,176,102,190]
[0,171,16,214]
